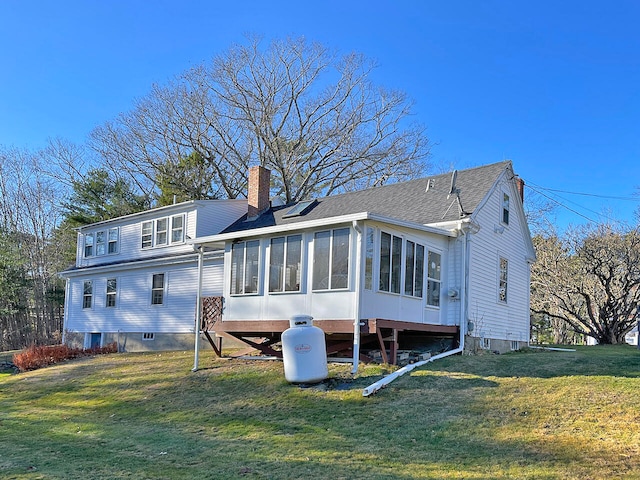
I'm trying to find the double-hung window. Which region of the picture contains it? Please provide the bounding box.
[499,257,508,303]
[151,273,165,305]
[269,235,302,292]
[84,234,94,258]
[379,232,403,293]
[108,228,119,254]
[171,215,184,243]
[312,228,350,290]
[142,215,185,248]
[83,280,93,309]
[231,240,260,295]
[142,221,153,248]
[502,193,510,225]
[106,278,117,307]
[155,218,168,246]
[426,251,441,307]
[96,231,106,256]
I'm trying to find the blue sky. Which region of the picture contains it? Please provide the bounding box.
[1,0,639,229]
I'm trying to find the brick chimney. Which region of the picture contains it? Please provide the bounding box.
[515,176,525,202]
[247,165,271,219]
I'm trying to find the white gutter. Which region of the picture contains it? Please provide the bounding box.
[351,221,363,374]
[192,246,205,372]
[362,221,473,397]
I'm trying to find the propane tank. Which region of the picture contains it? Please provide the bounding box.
[281,315,328,383]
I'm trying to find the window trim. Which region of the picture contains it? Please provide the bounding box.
[312,228,351,291]
[230,240,261,295]
[426,250,442,307]
[379,232,403,294]
[151,273,166,306]
[142,332,155,341]
[501,192,510,226]
[106,277,117,308]
[269,234,303,293]
[84,233,94,258]
[83,228,119,258]
[498,256,508,304]
[82,280,93,309]
[141,214,187,249]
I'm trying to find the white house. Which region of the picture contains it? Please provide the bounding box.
[60,199,247,351]
[191,161,536,365]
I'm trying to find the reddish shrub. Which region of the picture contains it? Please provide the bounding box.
[12,343,118,372]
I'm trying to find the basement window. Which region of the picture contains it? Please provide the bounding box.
[142,332,155,341]
[511,340,519,351]
[481,337,491,350]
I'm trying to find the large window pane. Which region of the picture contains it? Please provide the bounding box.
[427,251,441,307]
[84,234,94,257]
[364,227,375,290]
[269,237,285,292]
[244,240,260,294]
[285,235,302,292]
[83,280,92,308]
[379,232,391,291]
[404,240,415,296]
[391,235,403,294]
[414,244,424,298]
[331,228,350,289]
[313,231,331,290]
[231,242,244,295]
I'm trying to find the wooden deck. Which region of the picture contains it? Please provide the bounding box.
[204,315,459,365]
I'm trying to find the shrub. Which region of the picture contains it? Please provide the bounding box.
[12,343,118,372]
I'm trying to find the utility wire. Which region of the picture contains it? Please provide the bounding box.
[528,183,638,201]
[525,184,600,224]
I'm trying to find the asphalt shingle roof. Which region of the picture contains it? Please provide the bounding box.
[222,161,512,234]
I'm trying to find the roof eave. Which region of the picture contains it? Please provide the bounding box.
[189,212,456,246]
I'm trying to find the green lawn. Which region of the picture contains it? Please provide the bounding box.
[1,346,639,479]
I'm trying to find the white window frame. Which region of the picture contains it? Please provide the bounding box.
[426,250,442,307]
[481,337,491,350]
[404,240,425,299]
[141,215,186,249]
[499,256,508,303]
[379,231,403,294]
[269,235,303,293]
[84,233,94,258]
[151,273,166,305]
[511,340,519,351]
[142,332,155,341]
[82,280,93,309]
[502,192,510,226]
[230,240,261,295]
[171,214,185,244]
[364,227,376,290]
[312,228,350,291]
[106,278,117,308]
[108,227,119,254]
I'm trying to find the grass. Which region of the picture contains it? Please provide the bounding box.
[1,345,639,479]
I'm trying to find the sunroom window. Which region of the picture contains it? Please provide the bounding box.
[427,251,441,307]
[379,232,403,294]
[231,240,260,295]
[269,235,302,292]
[312,228,350,290]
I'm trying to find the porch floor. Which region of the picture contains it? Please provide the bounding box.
[205,318,459,365]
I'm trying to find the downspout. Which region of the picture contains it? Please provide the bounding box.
[351,220,363,374]
[192,245,205,372]
[362,222,472,397]
[61,278,70,345]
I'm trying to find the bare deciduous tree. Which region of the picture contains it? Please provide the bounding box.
[90,36,431,203]
[531,224,640,344]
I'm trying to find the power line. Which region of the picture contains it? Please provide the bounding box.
[528,183,638,201]
[525,184,599,223]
